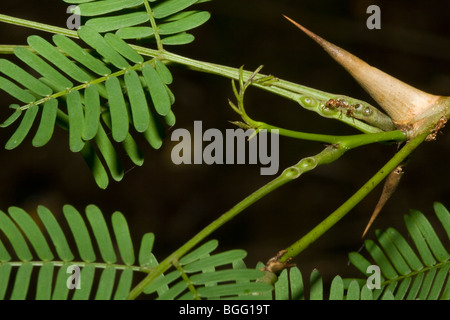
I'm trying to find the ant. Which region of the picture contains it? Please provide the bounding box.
[325,98,347,109]
[426,116,447,141]
[325,99,356,118]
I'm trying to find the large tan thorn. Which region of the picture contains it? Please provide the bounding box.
[283,15,441,129]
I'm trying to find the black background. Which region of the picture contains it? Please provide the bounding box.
[0,0,449,292]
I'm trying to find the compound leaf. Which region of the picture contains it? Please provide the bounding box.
[348,203,450,300]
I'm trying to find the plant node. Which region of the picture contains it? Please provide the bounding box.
[261,250,295,274]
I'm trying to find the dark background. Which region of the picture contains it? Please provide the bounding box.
[0,0,449,289]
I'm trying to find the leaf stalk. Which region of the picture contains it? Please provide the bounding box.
[279,131,428,262]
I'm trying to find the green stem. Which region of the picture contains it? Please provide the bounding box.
[157,51,377,129]
[142,50,386,134]
[0,11,423,295]
[2,260,150,273]
[142,0,164,52]
[18,58,160,111]
[254,122,406,146]
[0,45,29,54]
[0,12,322,101]
[173,259,201,300]
[340,130,406,149]
[127,145,346,299]
[0,12,383,134]
[381,260,448,288]
[279,131,428,262]
[127,170,292,299]
[0,13,77,38]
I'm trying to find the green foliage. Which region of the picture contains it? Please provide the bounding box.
[349,202,450,300]
[0,205,272,300]
[263,202,449,300]
[1,203,447,300]
[1,27,172,188]
[66,0,211,44]
[0,0,448,302]
[0,0,211,189]
[272,267,394,300]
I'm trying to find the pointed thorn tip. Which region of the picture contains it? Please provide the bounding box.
[282,16,327,45]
